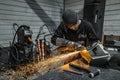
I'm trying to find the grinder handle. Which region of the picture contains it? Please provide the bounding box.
[89,69,101,78]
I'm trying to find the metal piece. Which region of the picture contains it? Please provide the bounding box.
[41,40,45,60]
[92,54,111,60]
[69,63,101,78]
[69,63,90,73]
[36,39,42,61]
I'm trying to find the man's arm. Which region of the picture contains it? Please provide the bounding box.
[86,21,99,44]
[51,22,68,46]
[51,22,82,48]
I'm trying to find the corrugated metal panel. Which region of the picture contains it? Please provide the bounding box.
[0,0,63,47]
[103,0,120,36]
[65,0,84,18]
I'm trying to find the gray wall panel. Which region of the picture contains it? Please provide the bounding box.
[105,10,120,15]
[103,0,120,36]
[104,21,120,25]
[105,4,120,11]
[104,15,120,20]
[65,0,84,18]
[65,0,83,5]
[106,0,120,5]
[0,0,63,46]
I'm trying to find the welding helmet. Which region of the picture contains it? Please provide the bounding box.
[62,9,79,26]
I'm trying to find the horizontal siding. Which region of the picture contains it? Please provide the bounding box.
[105,4,120,10]
[104,26,120,31]
[103,0,120,36]
[0,1,61,12]
[0,0,63,9]
[65,0,84,18]
[0,14,60,22]
[105,10,120,16]
[65,0,83,4]
[105,0,120,5]
[0,0,63,47]
[104,14,120,20]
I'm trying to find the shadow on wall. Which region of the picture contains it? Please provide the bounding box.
[25,0,57,33]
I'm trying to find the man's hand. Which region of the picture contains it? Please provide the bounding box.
[66,41,83,49]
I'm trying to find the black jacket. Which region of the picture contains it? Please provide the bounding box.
[51,20,99,46]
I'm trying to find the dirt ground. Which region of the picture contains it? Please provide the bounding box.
[34,50,120,80]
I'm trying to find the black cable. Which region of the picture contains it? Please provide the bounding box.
[44,24,51,34]
[10,45,20,62]
[11,25,29,62]
[10,24,20,62]
[0,44,3,49]
[36,24,47,40]
[13,23,19,32]
[12,25,27,45]
[12,23,19,39]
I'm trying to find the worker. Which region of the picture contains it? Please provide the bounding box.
[51,9,99,49]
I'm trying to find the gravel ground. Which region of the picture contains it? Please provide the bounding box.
[34,68,120,80]
[0,50,119,80]
[34,50,120,80]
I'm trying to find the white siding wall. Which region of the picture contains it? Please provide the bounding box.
[0,0,63,46]
[64,0,84,18]
[104,0,120,36]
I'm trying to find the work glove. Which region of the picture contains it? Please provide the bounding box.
[78,41,85,46]
[66,41,83,49]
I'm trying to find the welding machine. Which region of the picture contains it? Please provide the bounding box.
[10,25,33,65]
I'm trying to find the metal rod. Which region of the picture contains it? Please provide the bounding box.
[92,55,110,60]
